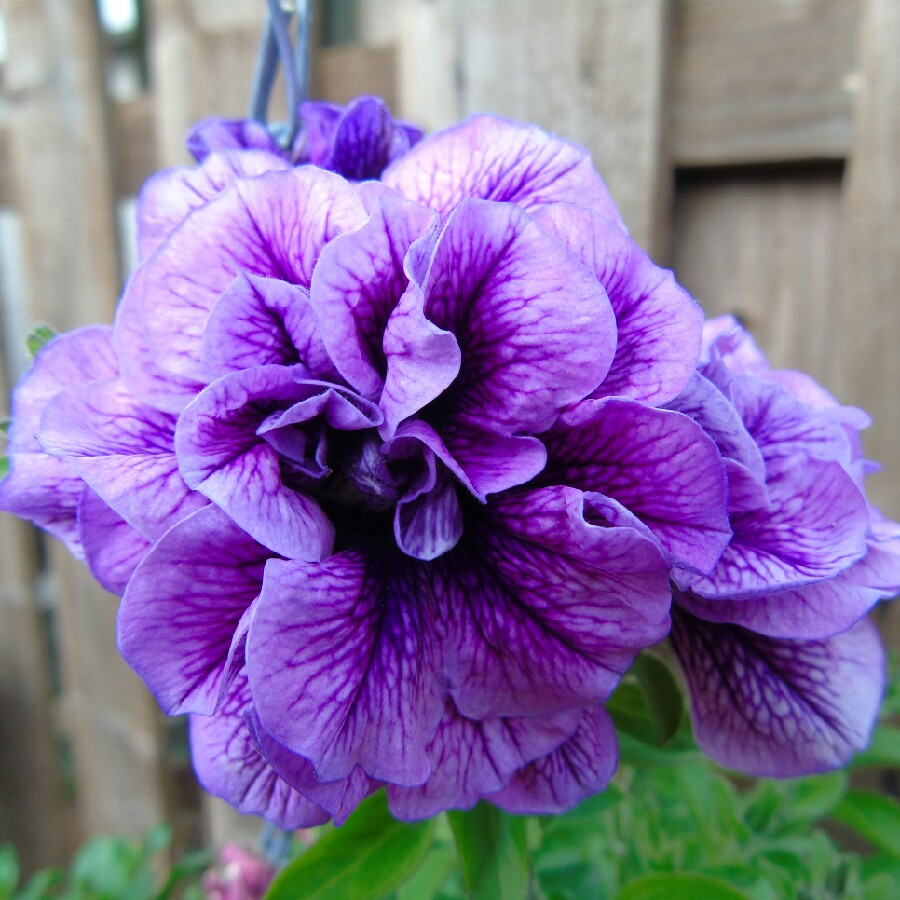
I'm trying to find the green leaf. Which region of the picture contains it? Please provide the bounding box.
[616,871,751,899]
[830,790,900,857]
[631,654,683,745]
[15,868,63,900]
[447,803,530,900]
[783,772,848,823]
[264,791,433,900]
[0,845,18,898]
[0,458,8,479]
[26,324,57,358]
[396,842,458,900]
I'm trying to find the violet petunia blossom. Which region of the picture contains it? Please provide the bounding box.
[666,316,900,776]
[0,102,893,826]
[187,95,422,181]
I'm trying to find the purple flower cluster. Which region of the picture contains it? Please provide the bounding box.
[1,96,898,826]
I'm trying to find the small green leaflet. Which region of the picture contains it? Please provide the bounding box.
[264,792,433,900]
[26,324,57,358]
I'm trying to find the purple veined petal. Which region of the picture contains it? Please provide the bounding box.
[545,399,731,574]
[78,488,151,595]
[441,485,672,719]
[202,273,339,381]
[114,264,203,414]
[387,699,580,820]
[677,514,900,641]
[379,283,461,436]
[761,368,872,432]
[186,117,284,162]
[394,459,463,561]
[248,710,381,827]
[117,505,268,716]
[488,706,619,815]
[175,366,371,560]
[329,96,407,181]
[136,150,291,260]
[534,204,703,405]
[297,101,343,165]
[0,453,86,557]
[5,325,118,454]
[38,378,204,541]
[387,417,546,502]
[671,609,885,777]
[189,669,331,829]
[684,457,869,599]
[417,198,616,438]
[664,372,766,483]
[382,114,625,226]
[331,97,423,178]
[141,168,367,383]
[437,418,548,500]
[311,196,439,398]
[701,315,768,371]
[356,180,404,214]
[248,550,444,786]
[724,458,770,514]
[730,376,853,471]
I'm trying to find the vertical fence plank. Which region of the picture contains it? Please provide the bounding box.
[0,282,71,869]
[835,0,900,522]
[3,0,172,843]
[393,0,672,256]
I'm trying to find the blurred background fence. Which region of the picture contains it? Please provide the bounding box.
[0,0,897,876]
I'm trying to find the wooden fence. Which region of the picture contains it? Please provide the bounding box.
[0,0,897,875]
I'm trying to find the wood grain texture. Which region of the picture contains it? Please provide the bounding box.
[0,352,71,871]
[3,0,171,845]
[672,168,843,385]
[393,0,672,255]
[834,0,900,520]
[671,0,860,166]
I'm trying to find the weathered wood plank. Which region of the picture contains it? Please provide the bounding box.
[834,0,900,522]
[671,0,860,166]
[394,0,672,256]
[672,168,843,385]
[3,0,172,844]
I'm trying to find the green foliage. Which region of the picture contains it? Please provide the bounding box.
[258,650,900,900]
[265,792,434,900]
[447,804,530,899]
[0,826,207,900]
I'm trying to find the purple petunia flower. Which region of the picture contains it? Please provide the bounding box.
[666,316,900,776]
[187,95,423,181]
[0,100,896,826]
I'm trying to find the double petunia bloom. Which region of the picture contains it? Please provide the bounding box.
[1,96,897,826]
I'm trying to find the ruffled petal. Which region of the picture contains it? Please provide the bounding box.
[442,486,672,719]
[488,707,618,814]
[383,115,624,225]
[416,199,615,437]
[189,670,330,829]
[311,197,439,397]
[248,550,443,785]
[387,700,580,820]
[671,610,885,777]
[202,274,338,381]
[684,458,868,598]
[140,168,367,383]
[545,399,730,573]
[136,150,289,260]
[78,488,151,595]
[39,378,203,541]
[117,506,268,716]
[535,204,702,404]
